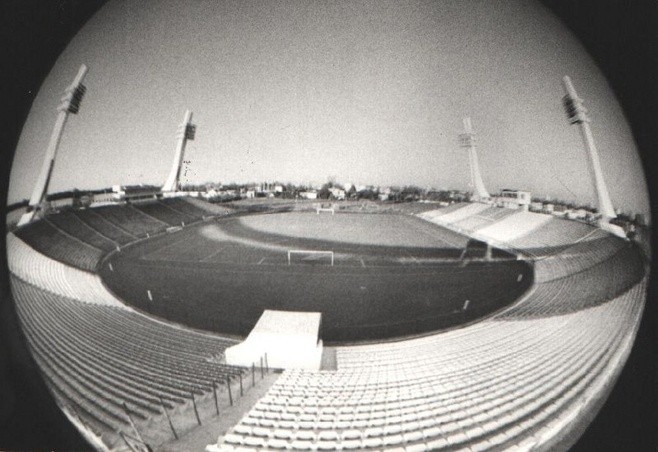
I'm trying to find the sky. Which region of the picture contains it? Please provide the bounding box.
[8,0,650,216]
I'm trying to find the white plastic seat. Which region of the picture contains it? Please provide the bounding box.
[298,420,315,430]
[403,430,424,443]
[316,440,339,451]
[273,429,293,440]
[266,438,288,450]
[364,427,384,438]
[318,430,339,441]
[294,430,315,441]
[404,442,428,452]
[384,423,403,435]
[251,426,270,438]
[425,437,448,450]
[232,424,252,435]
[290,439,314,450]
[341,429,361,440]
[243,436,266,448]
[341,439,362,450]
[334,420,351,430]
[383,433,404,446]
[362,437,383,448]
[222,433,243,445]
[258,418,276,428]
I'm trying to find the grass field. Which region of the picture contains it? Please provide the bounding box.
[138,212,471,265]
[101,211,533,342]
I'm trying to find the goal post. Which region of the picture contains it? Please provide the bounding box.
[287,250,335,266]
[315,202,336,215]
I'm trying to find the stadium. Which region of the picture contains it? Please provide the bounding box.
[5,66,650,451]
[4,2,652,451]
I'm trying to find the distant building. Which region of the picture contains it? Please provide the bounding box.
[567,209,588,220]
[329,188,346,200]
[494,189,531,210]
[112,184,160,202]
[49,198,74,209]
[529,201,543,212]
[92,192,116,204]
[300,191,318,200]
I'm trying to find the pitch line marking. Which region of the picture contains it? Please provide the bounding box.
[257,257,266,265]
[199,247,223,262]
[360,258,366,267]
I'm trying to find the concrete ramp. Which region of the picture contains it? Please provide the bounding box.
[225,310,323,370]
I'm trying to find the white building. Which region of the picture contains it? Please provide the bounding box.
[494,189,531,210]
[329,188,346,200]
[300,191,318,200]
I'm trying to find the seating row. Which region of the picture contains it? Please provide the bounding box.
[11,275,246,449]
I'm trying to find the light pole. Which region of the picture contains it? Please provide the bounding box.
[562,75,617,223]
[162,109,196,193]
[19,64,88,226]
[459,117,489,202]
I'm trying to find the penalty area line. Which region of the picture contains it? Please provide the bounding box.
[199,247,223,262]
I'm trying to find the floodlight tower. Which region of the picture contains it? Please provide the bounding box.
[18,64,88,226]
[562,76,617,223]
[162,109,196,193]
[459,117,490,201]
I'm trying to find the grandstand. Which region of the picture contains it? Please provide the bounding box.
[7,198,649,451]
[214,276,645,451]
[8,222,249,449]
[92,204,169,237]
[71,208,137,245]
[46,210,119,252]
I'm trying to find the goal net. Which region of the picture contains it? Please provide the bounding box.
[287,250,335,266]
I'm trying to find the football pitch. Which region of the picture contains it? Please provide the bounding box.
[101,211,533,342]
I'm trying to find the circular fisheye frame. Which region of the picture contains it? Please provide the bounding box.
[6,1,650,451]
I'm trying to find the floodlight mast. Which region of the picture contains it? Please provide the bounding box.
[18,64,88,226]
[459,117,490,201]
[162,109,195,193]
[562,75,616,222]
